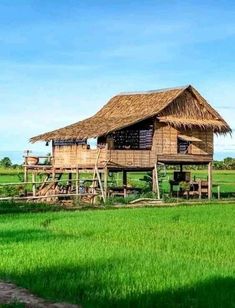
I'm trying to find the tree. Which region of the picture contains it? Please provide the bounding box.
[0,157,12,168]
[223,157,235,170]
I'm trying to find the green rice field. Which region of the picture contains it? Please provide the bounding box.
[0,168,235,198]
[0,203,234,307]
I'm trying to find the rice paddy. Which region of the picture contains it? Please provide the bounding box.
[0,203,234,307]
[0,168,235,198]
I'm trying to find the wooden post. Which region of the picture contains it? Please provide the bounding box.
[123,170,127,198]
[217,185,220,200]
[208,162,212,200]
[96,167,106,202]
[75,168,79,195]
[155,163,160,200]
[152,168,156,193]
[24,155,28,196]
[180,164,183,172]
[32,173,36,197]
[75,168,80,203]
[52,168,56,194]
[68,173,72,193]
[104,167,108,199]
[198,180,202,200]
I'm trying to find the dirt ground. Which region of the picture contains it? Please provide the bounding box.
[0,281,79,307]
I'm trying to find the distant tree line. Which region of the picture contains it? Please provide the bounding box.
[0,157,21,169]
[213,157,235,170]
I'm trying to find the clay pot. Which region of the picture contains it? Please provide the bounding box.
[26,156,39,165]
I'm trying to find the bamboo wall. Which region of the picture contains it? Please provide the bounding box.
[53,145,107,168]
[108,150,156,168]
[189,129,213,155]
[152,122,213,155]
[53,122,213,168]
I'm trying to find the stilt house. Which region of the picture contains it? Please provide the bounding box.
[29,85,231,200]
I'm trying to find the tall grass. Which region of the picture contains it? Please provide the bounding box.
[0,204,234,307]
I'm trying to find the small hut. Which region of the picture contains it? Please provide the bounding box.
[29,85,231,201]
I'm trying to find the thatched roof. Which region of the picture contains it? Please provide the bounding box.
[30,85,231,142]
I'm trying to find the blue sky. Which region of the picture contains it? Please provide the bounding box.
[0,0,234,162]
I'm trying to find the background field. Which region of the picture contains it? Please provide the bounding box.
[0,203,234,307]
[0,168,235,199]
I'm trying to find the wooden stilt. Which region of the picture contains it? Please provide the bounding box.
[104,167,108,199]
[52,168,56,194]
[123,170,127,198]
[75,168,80,203]
[152,168,156,193]
[95,166,106,202]
[198,180,202,200]
[217,185,220,200]
[75,168,79,195]
[208,162,212,200]
[24,156,28,196]
[154,163,160,200]
[32,173,36,197]
[68,173,72,193]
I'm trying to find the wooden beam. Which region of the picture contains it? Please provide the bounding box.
[198,180,202,200]
[152,168,156,193]
[68,172,72,193]
[154,163,160,200]
[75,168,79,195]
[208,162,212,200]
[24,155,28,196]
[0,193,99,201]
[123,170,127,198]
[95,166,106,202]
[104,167,108,199]
[32,173,36,197]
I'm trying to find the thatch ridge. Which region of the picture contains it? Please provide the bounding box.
[30,85,231,143]
[118,85,189,95]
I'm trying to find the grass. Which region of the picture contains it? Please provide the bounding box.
[0,168,235,199]
[0,203,234,307]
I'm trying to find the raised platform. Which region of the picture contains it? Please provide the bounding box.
[157,154,213,165]
[24,153,213,174]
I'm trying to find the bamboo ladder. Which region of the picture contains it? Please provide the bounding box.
[153,156,161,200]
[91,149,106,203]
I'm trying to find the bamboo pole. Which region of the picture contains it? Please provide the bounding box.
[198,180,202,200]
[24,155,28,196]
[0,179,77,186]
[75,168,79,195]
[32,173,36,197]
[123,170,127,198]
[152,167,156,193]
[154,162,160,200]
[0,193,99,201]
[208,162,212,200]
[95,166,106,202]
[104,166,108,199]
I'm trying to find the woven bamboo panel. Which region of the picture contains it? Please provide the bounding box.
[53,123,214,169]
[109,150,152,167]
[54,145,107,168]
